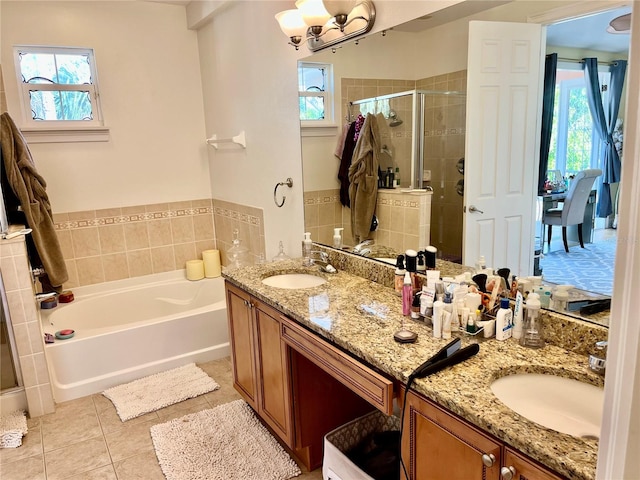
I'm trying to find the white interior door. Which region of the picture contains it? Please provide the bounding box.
[463,20,544,277]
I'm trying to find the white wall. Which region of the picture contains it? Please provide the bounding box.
[0,1,210,212]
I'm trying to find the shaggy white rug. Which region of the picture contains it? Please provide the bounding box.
[0,410,28,448]
[150,399,301,480]
[103,363,219,421]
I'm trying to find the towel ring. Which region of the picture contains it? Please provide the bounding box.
[274,178,293,208]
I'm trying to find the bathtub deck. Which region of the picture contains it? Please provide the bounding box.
[0,357,323,479]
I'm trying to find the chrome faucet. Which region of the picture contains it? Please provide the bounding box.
[588,341,607,375]
[353,239,374,256]
[309,251,337,273]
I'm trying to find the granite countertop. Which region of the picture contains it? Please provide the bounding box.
[223,259,602,480]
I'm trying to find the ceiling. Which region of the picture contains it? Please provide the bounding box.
[546,6,631,54]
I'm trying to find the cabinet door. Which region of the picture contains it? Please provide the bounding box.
[502,448,564,480]
[402,389,501,480]
[254,300,293,446]
[225,282,258,409]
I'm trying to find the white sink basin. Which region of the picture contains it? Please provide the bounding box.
[490,373,604,439]
[261,273,326,289]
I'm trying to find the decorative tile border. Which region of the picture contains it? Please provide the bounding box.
[55,205,214,230]
[213,206,262,228]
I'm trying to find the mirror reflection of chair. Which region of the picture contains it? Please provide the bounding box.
[543,169,602,253]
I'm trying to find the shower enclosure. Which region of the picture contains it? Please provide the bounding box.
[349,89,467,261]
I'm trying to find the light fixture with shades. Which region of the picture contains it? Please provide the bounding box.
[275,0,376,52]
[606,13,631,34]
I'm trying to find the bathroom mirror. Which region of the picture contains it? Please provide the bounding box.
[300,10,617,327]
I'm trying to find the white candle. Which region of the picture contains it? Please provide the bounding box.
[186,259,205,281]
[202,249,222,278]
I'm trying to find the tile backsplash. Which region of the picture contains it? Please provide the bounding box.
[54,199,216,288]
[52,197,265,288]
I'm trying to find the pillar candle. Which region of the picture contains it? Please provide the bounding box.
[202,249,222,278]
[186,259,205,281]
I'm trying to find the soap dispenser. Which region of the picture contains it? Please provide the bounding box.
[227,229,251,269]
[302,232,313,266]
[521,292,545,348]
[333,228,344,249]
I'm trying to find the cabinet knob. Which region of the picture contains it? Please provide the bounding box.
[481,453,496,467]
[500,466,516,480]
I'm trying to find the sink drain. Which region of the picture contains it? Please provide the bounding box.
[580,434,599,441]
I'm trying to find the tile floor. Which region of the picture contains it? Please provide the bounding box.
[0,357,323,480]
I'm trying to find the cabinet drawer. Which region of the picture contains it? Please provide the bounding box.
[281,318,394,415]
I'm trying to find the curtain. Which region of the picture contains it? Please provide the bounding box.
[583,58,627,218]
[538,53,558,195]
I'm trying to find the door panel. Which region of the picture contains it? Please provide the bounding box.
[464,21,543,276]
[254,303,292,444]
[225,285,258,409]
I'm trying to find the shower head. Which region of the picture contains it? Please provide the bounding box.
[388,110,403,127]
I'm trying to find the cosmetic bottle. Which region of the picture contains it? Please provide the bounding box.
[421,295,433,323]
[432,294,444,338]
[415,253,426,291]
[424,245,437,270]
[394,167,400,188]
[411,293,421,320]
[442,310,452,339]
[466,310,477,334]
[402,272,412,316]
[551,285,571,312]
[302,232,313,266]
[332,228,344,249]
[394,255,406,297]
[495,298,513,341]
[475,255,486,273]
[512,291,524,339]
[521,293,545,348]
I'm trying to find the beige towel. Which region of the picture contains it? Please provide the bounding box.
[348,113,380,242]
[1,112,68,287]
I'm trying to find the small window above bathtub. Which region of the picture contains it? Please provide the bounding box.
[13,45,109,143]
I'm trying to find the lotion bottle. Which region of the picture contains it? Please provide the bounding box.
[495,298,513,341]
[402,272,412,316]
[432,294,444,338]
[332,228,344,249]
[394,255,406,297]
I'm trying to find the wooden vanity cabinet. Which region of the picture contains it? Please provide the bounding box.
[225,282,293,446]
[401,389,502,480]
[502,448,565,480]
[401,389,566,480]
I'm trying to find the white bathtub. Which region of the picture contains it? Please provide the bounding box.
[40,270,230,403]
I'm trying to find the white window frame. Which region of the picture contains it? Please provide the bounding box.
[298,61,338,136]
[13,45,108,143]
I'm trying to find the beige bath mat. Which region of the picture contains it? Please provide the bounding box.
[102,363,219,421]
[150,399,301,480]
[0,410,28,448]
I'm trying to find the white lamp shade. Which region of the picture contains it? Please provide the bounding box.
[322,0,357,16]
[275,9,308,38]
[295,0,332,27]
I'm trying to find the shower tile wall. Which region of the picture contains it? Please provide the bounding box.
[303,189,344,247]
[417,71,467,263]
[342,78,414,189]
[303,188,431,253]
[0,237,55,417]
